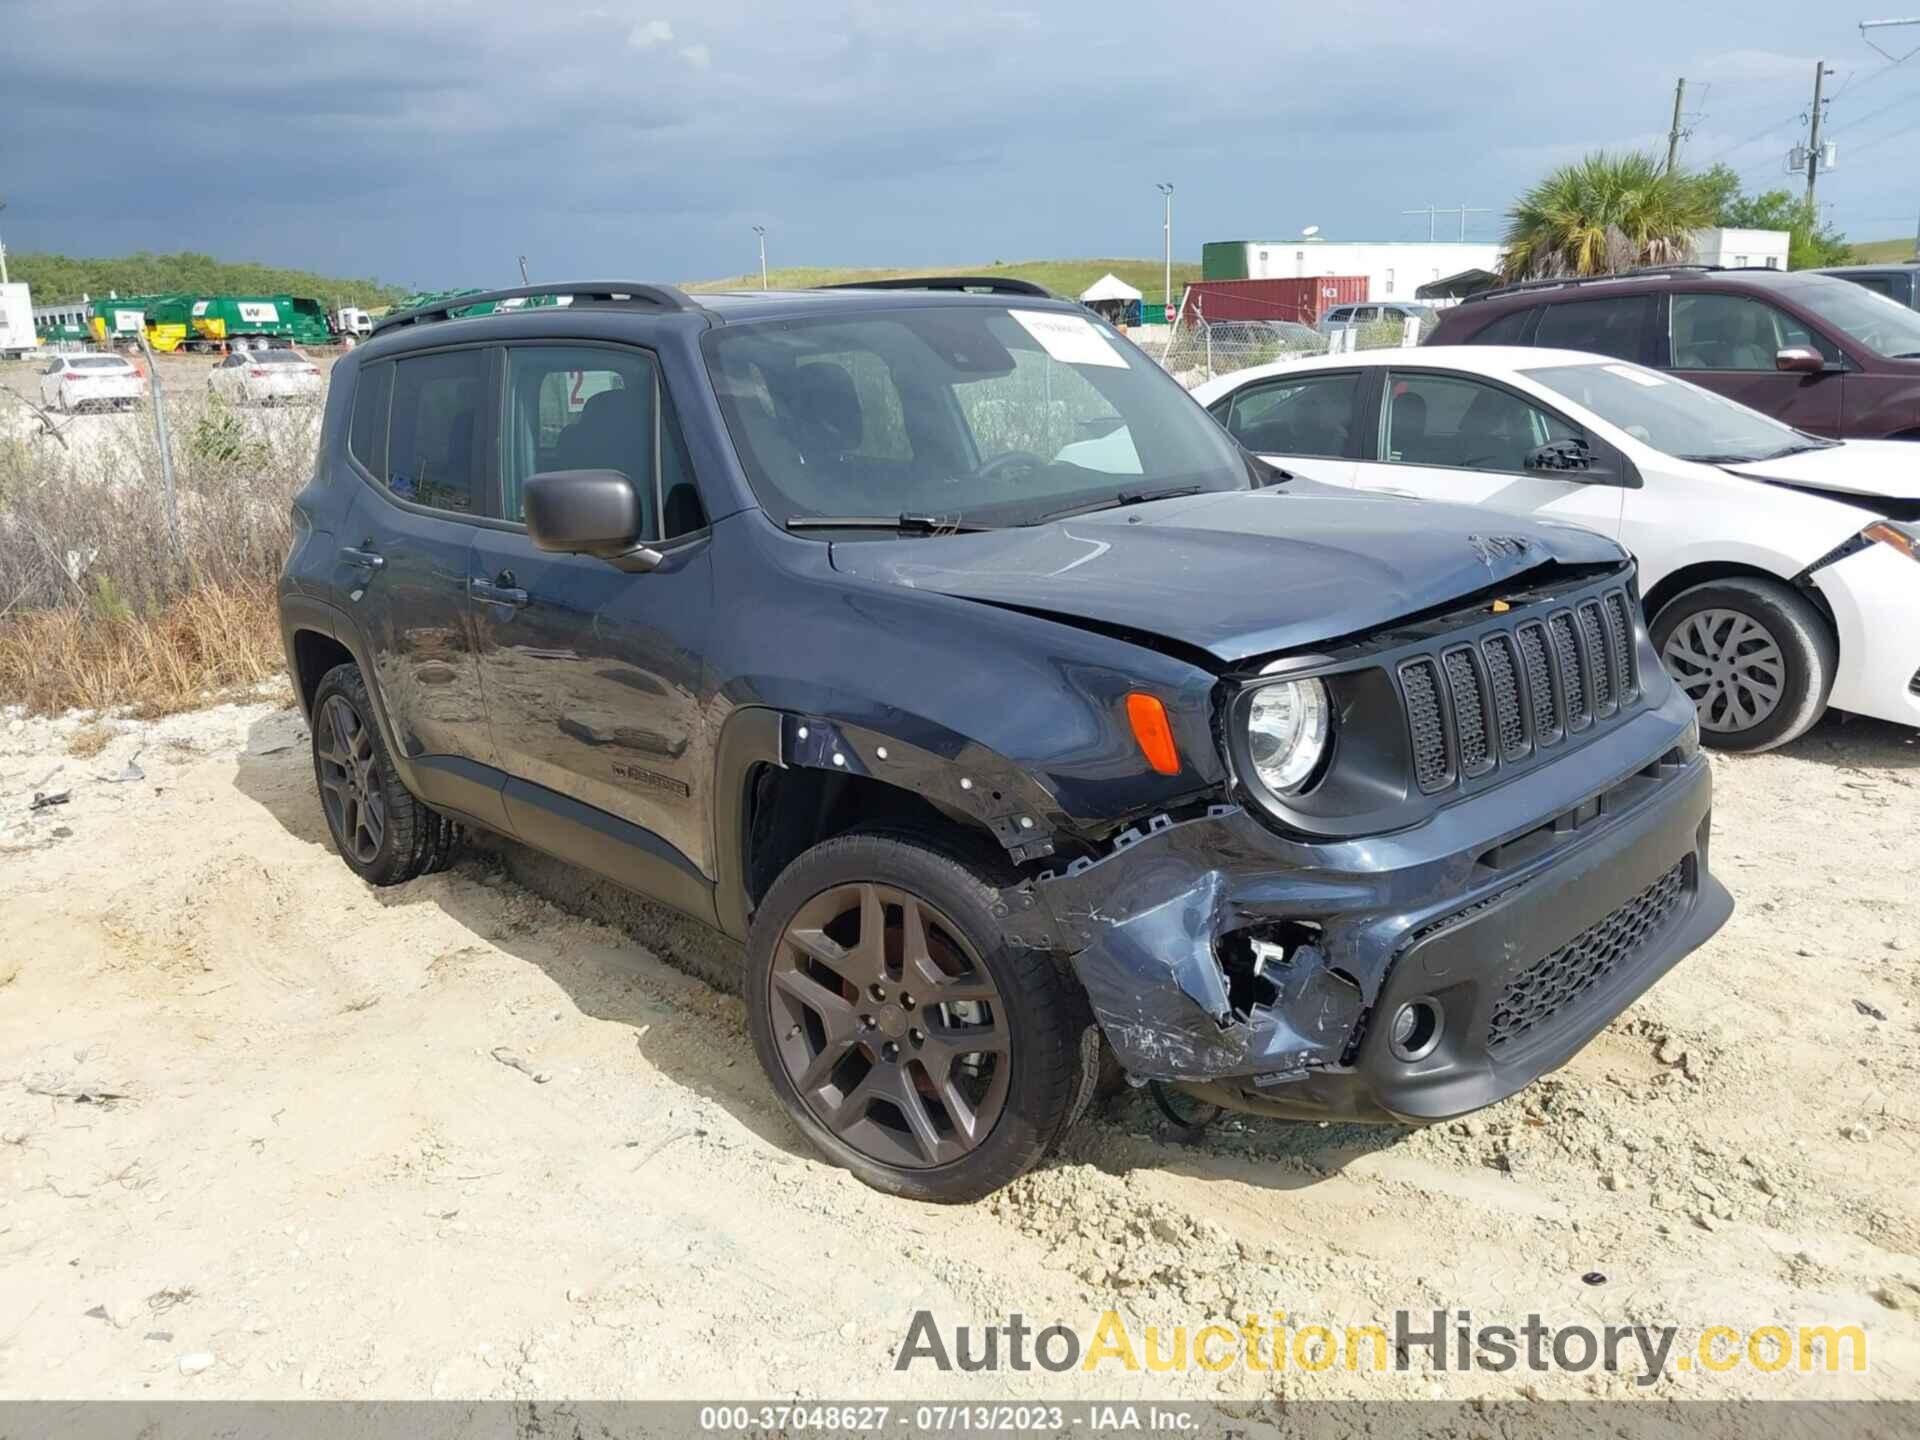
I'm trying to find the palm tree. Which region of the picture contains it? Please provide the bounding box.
[1502,151,1715,281]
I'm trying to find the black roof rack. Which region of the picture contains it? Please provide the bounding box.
[815,276,1054,298]
[1462,263,1799,306]
[371,282,702,335]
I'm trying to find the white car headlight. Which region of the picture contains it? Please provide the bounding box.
[1244,676,1331,795]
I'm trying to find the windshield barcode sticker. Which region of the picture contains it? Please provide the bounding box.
[1009,310,1128,368]
[1602,364,1664,387]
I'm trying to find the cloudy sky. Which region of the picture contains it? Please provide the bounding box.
[5,2,1917,289]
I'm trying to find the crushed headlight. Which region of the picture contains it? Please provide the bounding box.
[1864,520,1920,564]
[1244,676,1331,795]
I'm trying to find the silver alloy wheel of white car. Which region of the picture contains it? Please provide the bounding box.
[1660,607,1787,734]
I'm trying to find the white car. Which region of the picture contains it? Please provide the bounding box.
[37,353,148,412]
[207,347,324,405]
[1193,345,1920,751]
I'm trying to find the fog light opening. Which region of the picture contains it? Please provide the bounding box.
[1389,997,1443,1062]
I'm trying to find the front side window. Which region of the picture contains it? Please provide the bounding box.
[1532,295,1655,363]
[1670,293,1836,370]
[1382,372,1578,473]
[500,345,704,538]
[386,349,488,514]
[702,306,1248,528]
[1217,371,1360,458]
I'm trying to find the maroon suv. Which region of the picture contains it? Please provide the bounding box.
[1427,267,1920,440]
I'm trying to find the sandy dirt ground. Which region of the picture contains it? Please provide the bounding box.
[1,686,1917,1414]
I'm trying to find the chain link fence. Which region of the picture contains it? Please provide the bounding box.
[1148,310,1442,389]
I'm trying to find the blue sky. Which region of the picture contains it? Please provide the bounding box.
[4,2,1916,288]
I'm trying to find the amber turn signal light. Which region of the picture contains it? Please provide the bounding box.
[1126,692,1181,776]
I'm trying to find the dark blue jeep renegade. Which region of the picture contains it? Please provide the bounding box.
[279,278,1730,1201]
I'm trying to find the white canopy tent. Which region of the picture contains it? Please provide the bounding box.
[1077,273,1145,324]
[1077,273,1144,304]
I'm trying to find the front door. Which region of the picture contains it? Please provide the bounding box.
[1666,292,1845,437]
[468,341,715,878]
[1347,369,1626,538]
[338,348,504,826]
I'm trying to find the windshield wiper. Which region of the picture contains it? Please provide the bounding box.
[1035,485,1206,524]
[784,513,994,535]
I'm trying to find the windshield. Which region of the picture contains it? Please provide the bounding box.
[1523,361,1833,463]
[72,356,132,370]
[252,350,308,365]
[702,304,1250,528]
[1789,277,1920,359]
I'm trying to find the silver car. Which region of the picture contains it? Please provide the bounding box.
[38,353,148,412]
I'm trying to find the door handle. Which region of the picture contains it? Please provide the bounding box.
[470,577,529,608]
[340,546,384,571]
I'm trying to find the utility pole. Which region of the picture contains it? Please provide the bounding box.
[0,198,10,285]
[1665,78,1687,172]
[1805,60,1833,208]
[517,255,530,285]
[752,225,768,289]
[1155,183,1174,318]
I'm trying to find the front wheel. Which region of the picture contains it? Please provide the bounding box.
[745,834,1095,1202]
[1651,576,1836,752]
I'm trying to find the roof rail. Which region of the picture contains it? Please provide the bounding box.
[371,282,702,335]
[1461,262,1804,306]
[816,276,1055,298]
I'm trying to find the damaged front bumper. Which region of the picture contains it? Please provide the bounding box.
[999,686,1733,1123]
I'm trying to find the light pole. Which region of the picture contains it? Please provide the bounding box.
[0,199,10,286]
[1155,184,1174,320]
[753,225,768,290]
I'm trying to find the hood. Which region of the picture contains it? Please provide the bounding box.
[827,486,1625,665]
[1723,440,1920,503]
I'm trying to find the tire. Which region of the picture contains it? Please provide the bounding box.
[310,662,460,885]
[1651,576,1836,753]
[745,833,1095,1202]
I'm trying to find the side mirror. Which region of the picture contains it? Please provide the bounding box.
[1775,346,1824,374]
[524,469,662,573]
[1524,438,1594,473]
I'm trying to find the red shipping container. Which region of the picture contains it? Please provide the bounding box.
[1176,276,1369,326]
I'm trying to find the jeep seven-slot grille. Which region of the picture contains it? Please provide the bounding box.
[1401,659,1451,791]
[1486,860,1689,1052]
[1399,586,1640,796]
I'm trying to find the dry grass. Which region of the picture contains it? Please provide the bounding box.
[0,582,284,717]
[67,721,118,758]
[0,385,314,717]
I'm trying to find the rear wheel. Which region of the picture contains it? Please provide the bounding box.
[310,663,460,885]
[1652,576,1835,752]
[745,834,1094,1202]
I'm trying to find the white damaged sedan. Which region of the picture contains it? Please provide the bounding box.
[1194,346,1920,750]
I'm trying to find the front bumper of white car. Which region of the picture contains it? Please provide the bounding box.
[1816,538,1920,727]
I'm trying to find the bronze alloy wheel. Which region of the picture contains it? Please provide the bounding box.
[769,882,1010,1170]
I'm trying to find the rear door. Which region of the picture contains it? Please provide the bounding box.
[1206,367,1364,485]
[1347,367,1625,538]
[338,347,506,827]
[468,340,716,881]
[1665,291,1845,436]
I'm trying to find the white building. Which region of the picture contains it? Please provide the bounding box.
[1689,227,1790,270]
[1204,240,1506,304]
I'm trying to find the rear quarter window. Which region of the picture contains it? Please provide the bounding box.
[348,361,393,481]
[1462,306,1535,345]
